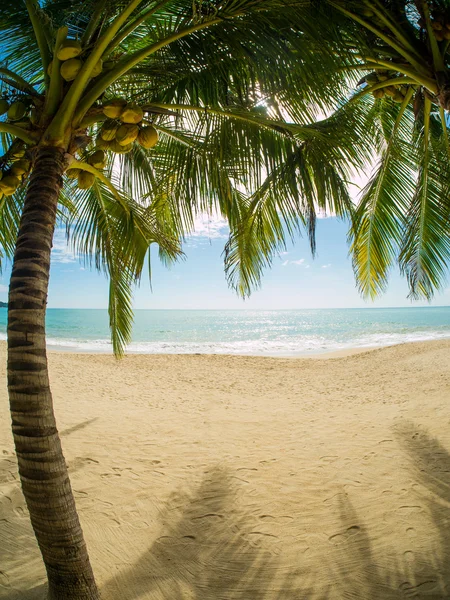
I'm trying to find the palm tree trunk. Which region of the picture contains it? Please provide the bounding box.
[7,146,100,600]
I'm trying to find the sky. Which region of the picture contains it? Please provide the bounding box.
[0,214,448,310]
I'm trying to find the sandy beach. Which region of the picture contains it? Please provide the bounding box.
[1,339,450,599]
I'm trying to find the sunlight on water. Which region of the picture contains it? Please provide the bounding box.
[0,307,449,355]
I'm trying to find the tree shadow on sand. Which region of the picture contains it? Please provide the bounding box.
[101,466,315,600]
[101,423,450,600]
[329,420,450,599]
[4,419,450,600]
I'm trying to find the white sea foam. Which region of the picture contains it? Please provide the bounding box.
[0,329,445,356]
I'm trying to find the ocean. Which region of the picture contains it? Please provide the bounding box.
[0,307,449,356]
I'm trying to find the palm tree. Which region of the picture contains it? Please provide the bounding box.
[0,1,362,597]
[287,0,450,299]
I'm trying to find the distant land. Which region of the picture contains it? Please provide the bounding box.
[0,302,7,308]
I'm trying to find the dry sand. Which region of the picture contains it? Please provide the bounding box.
[1,339,450,599]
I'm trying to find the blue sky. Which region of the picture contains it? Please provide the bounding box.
[0,215,448,309]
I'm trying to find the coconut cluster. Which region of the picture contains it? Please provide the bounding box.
[67,99,159,190]
[0,139,31,198]
[47,38,103,82]
[366,71,409,103]
[0,95,36,197]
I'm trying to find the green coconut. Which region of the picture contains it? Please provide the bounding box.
[29,108,40,125]
[110,140,134,154]
[87,150,106,169]
[103,99,127,119]
[8,101,27,121]
[95,137,113,150]
[91,59,103,78]
[10,140,26,160]
[10,159,30,176]
[0,99,9,116]
[372,89,385,99]
[0,175,21,195]
[66,168,81,179]
[60,58,82,82]
[77,171,96,189]
[137,126,158,149]
[393,91,405,103]
[100,121,119,141]
[57,39,82,61]
[115,124,139,146]
[120,104,144,124]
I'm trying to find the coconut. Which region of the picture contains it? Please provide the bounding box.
[87,150,106,169]
[60,58,83,82]
[57,39,82,61]
[372,89,385,99]
[393,90,406,103]
[66,168,81,179]
[103,99,127,119]
[10,159,30,176]
[100,121,119,141]
[0,99,9,116]
[8,101,27,121]
[0,175,21,195]
[120,104,144,124]
[110,140,134,154]
[384,86,396,97]
[77,171,96,189]
[29,108,40,125]
[115,124,139,146]
[91,59,103,78]
[137,126,158,149]
[95,137,113,150]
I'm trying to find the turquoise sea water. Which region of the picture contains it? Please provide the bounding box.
[0,307,449,355]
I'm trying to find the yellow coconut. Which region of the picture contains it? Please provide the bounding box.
[0,99,9,116]
[66,168,81,179]
[115,124,139,146]
[100,121,119,141]
[60,58,83,82]
[91,59,103,78]
[110,140,134,154]
[0,175,21,195]
[57,39,82,61]
[87,150,106,169]
[77,171,96,189]
[8,101,27,121]
[137,126,158,149]
[10,159,30,176]
[372,89,385,99]
[102,99,127,119]
[120,104,144,124]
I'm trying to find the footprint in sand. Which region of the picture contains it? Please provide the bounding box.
[328,525,360,545]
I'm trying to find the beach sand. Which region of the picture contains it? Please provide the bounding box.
[1,339,450,599]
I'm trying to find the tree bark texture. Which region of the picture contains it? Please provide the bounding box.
[7,146,100,600]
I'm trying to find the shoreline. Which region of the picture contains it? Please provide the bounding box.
[40,336,445,359]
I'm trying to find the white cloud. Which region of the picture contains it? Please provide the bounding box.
[279,251,289,256]
[321,264,332,269]
[0,284,8,293]
[51,229,77,264]
[282,258,309,268]
[189,213,229,240]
